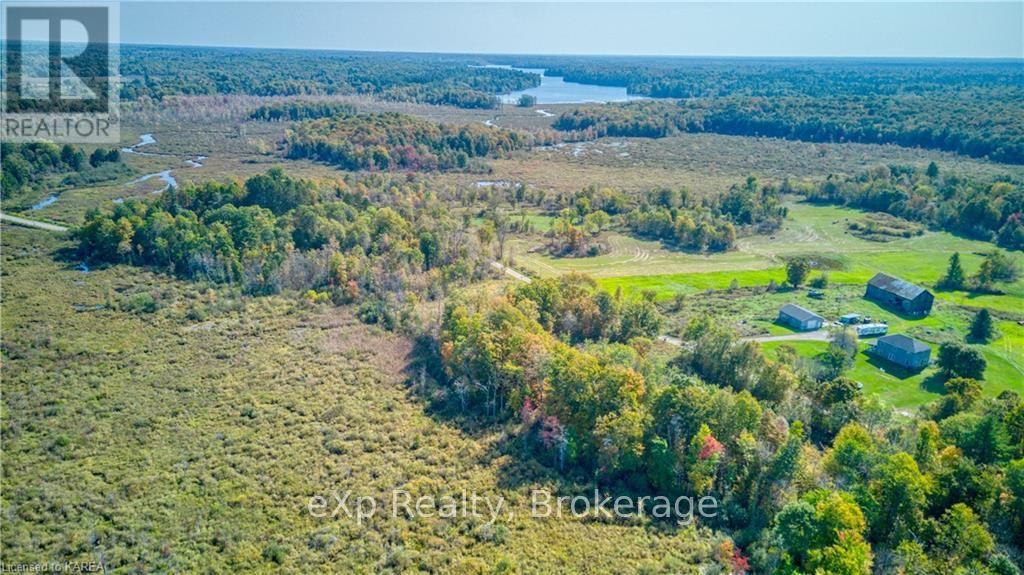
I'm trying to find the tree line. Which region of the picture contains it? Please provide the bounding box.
[554,95,1024,164]
[284,111,531,172]
[249,101,358,122]
[118,45,539,109]
[802,164,1024,251]
[519,178,787,256]
[623,177,787,252]
[497,56,1022,99]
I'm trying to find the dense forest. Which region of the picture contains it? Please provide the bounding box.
[74,169,493,330]
[497,57,1023,99]
[554,96,1024,164]
[439,278,1024,574]
[1,142,126,200]
[800,164,1024,251]
[119,46,539,109]
[249,101,358,122]
[284,112,531,171]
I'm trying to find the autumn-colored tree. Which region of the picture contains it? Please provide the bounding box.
[867,453,931,544]
[774,490,872,574]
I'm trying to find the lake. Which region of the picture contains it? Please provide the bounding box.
[482,65,645,105]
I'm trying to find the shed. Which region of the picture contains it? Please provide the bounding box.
[778,304,825,331]
[865,273,934,316]
[839,313,862,325]
[869,334,931,370]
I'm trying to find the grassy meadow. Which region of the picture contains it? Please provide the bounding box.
[1,226,714,573]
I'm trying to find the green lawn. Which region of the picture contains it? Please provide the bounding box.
[761,337,1022,410]
[585,204,1023,310]
[511,202,1020,304]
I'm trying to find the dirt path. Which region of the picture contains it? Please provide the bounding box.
[658,334,682,345]
[0,213,69,232]
[491,261,532,283]
[742,331,833,343]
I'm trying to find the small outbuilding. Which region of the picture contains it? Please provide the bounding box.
[839,313,862,325]
[869,334,931,370]
[865,273,934,316]
[854,323,888,337]
[778,304,825,331]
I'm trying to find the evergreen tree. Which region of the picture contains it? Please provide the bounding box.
[938,252,965,290]
[969,308,994,343]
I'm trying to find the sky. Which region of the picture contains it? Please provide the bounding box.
[6,1,1024,58]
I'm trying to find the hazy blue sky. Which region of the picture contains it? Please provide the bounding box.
[9,1,1024,57]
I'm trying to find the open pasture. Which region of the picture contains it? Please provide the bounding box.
[505,202,1024,312]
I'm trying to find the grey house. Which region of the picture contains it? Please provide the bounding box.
[778,304,825,331]
[870,334,931,370]
[865,273,934,316]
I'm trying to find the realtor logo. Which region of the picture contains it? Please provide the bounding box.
[2,2,119,142]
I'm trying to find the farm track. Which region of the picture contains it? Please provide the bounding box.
[741,330,834,343]
[0,213,69,233]
[491,261,532,283]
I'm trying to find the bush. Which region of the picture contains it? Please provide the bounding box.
[122,292,158,314]
[262,543,289,565]
[809,273,829,289]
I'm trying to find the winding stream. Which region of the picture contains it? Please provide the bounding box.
[121,133,157,155]
[122,134,207,194]
[31,195,59,211]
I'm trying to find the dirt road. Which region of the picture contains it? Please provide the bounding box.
[491,261,532,283]
[742,331,834,344]
[1,213,69,233]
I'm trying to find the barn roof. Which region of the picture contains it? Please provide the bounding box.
[876,334,930,354]
[868,273,929,301]
[779,304,824,323]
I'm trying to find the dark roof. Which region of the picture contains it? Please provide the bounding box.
[779,304,824,323]
[876,334,930,354]
[868,273,930,301]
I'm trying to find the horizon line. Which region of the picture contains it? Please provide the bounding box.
[7,39,1023,61]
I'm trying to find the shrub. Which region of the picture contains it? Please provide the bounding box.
[123,292,158,314]
[809,273,829,289]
